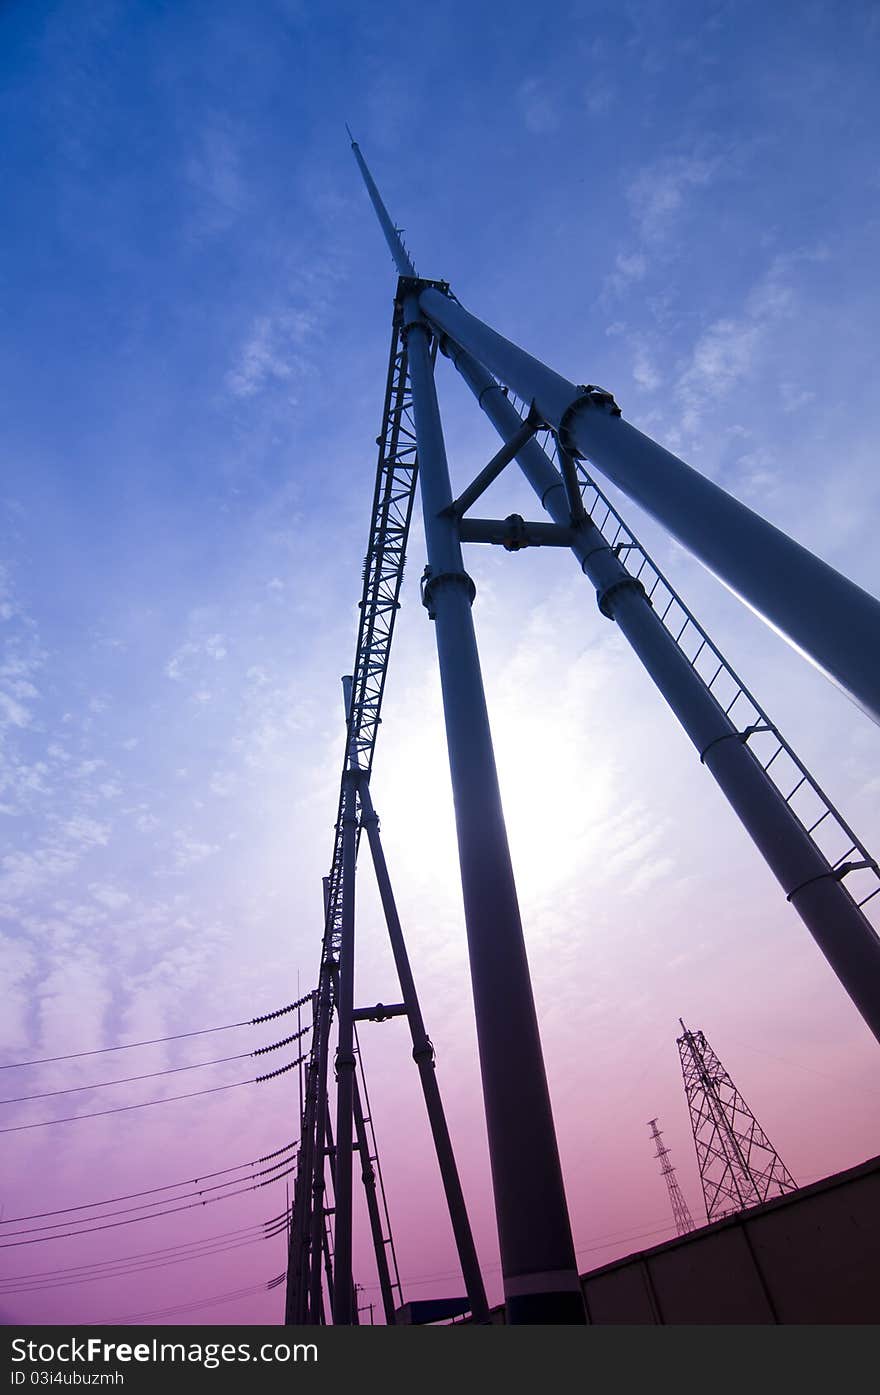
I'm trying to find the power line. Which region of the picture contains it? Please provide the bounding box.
[0,1050,307,1134]
[95,1275,286,1326]
[2,1157,295,1239]
[0,1171,293,1249]
[1,990,315,1070]
[0,1078,250,1135]
[0,1052,252,1104]
[1,1214,289,1284]
[0,1025,311,1105]
[0,1141,295,1225]
[1,1234,288,1298]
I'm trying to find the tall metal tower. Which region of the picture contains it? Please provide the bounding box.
[283,134,880,1327]
[677,1022,797,1223]
[647,1118,695,1237]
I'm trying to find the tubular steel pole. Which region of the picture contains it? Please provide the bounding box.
[357,773,490,1322]
[445,340,880,1045]
[347,130,416,278]
[352,1074,397,1325]
[332,772,358,1324]
[306,978,332,1322]
[285,1094,312,1323]
[402,292,584,1324]
[322,1103,337,1315]
[420,287,880,728]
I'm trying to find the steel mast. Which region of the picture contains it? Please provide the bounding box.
[647,1117,696,1237]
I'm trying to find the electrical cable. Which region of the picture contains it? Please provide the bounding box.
[0,1141,295,1225]
[0,1169,294,1248]
[94,1275,285,1326]
[1,990,315,1070]
[1,1157,295,1239]
[0,1216,288,1277]
[1,1235,288,1297]
[0,1024,311,1105]
[0,1050,308,1134]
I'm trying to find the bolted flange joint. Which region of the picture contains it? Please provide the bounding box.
[501,514,528,551]
[596,574,646,619]
[412,1036,435,1066]
[558,384,621,457]
[420,565,476,619]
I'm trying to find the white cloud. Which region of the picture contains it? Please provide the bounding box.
[675,250,826,431]
[209,770,237,796]
[0,689,32,729]
[633,345,661,391]
[171,831,220,870]
[780,381,815,414]
[628,153,719,242]
[165,633,228,681]
[184,114,247,239]
[225,315,311,399]
[89,883,130,910]
[604,251,650,300]
[63,815,111,847]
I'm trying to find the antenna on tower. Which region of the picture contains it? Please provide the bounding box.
[677,1022,797,1224]
[647,1117,696,1237]
[347,129,416,277]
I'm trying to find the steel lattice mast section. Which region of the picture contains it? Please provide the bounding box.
[350,137,585,1322]
[677,1023,797,1223]
[647,1118,696,1237]
[286,270,490,1323]
[286,308,419,1325]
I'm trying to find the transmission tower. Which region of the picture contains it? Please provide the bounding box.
[677,1022,797,1223]
[647,1118,695,1236]
[283,133,880,1328]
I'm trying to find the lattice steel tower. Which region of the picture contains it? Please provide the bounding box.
[647,1117,695,1236]
[678,1022,797,1223]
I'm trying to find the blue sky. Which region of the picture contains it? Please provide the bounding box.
[2,0,880,1324]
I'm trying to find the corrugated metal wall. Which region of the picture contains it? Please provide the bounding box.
[483,1154,880,1324]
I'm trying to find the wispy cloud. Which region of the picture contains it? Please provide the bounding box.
[628,152,720,242]
[165,633,228,681]
[633,344,662,391]
[675,249,827,431]
[183,113,248,239]
[603,250,649,301]
[225,316,302,399]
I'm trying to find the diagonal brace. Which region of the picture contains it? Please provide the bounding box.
[444,416,539,519]
[556,440,587,525]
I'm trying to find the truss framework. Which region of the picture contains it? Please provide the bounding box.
[648,1117,696,1237]
[678,1024,797,1222]
[286,312,418,1325]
